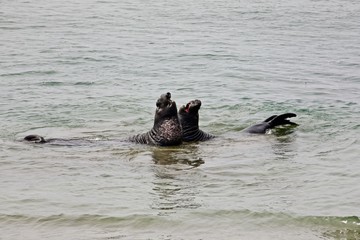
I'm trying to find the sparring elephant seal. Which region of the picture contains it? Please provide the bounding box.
[178,99,215,142]
[128,92,183,146]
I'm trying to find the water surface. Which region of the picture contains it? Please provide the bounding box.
[1,0,359,239]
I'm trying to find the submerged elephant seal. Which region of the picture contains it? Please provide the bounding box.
[243,113,298,134]
[128,92,183,146]
[24,134,46,143]
[23,134,94,145]
[178,99,215,142]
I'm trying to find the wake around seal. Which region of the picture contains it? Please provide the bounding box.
[128,92,183,146]
[178,99,215,142]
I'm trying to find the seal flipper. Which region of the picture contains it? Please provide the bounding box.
[244,113,298,134]
[267,113,298,128]
[24,134,46,143]
[264,115,277,122]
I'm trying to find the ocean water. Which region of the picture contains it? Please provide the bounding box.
[1,0,359,239]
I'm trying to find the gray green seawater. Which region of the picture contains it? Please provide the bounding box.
[1,0,359,239]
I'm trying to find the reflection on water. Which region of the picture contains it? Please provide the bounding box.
[149,145,204,215]
[270,128,298,161]
[271,125,298,137]
[151,145,205,167]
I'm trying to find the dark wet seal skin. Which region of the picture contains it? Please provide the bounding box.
[128,92,183,146]
[23,134,46,143]
[178,99,215,142]
[243,113,298,134]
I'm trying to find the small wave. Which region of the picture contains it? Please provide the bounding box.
[0,213,162,228]
[0,27,24,30]
[39,81,95,86]
[74,82,95,86]
[41,81,64,86]
[300,215,360,229]
[82,57,104,62]
[0,24,46,30]
[324,228,360,240]
[190,210,360,229]
[1,70,57,77]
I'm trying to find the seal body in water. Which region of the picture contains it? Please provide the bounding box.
[243,113,298,134]
[128,92,183,146]
[178,99,215,142]
[23,134,96,146]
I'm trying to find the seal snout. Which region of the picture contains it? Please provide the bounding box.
[164,92,173,107]
[193,99,201,107]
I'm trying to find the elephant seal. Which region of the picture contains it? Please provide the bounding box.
[178,99,215,142]
[243,113,298,134]
[23,134,94,145]
[128,92,183,146]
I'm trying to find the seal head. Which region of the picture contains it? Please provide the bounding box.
[24,134,46,143]
[178,99,215,142]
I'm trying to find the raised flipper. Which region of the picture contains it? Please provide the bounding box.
[244,113,298,134]
[267,113,298,128]
[264,115,277,122]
